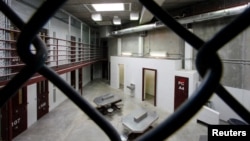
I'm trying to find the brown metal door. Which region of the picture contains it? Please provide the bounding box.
[174,76,189,111]
[91,64,94,81]
[11,88,27,138]
[1,102,11,141]
[0,113,1,140]
[1,88,28,140]
[37,80,49,119]
[71,71,76,89]
[79,68,83,95]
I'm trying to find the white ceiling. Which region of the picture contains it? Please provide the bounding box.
[61,0,207,27]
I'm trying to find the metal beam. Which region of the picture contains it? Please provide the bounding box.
[139,0,165,24]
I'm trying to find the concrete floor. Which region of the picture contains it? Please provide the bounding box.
[13,79,208,141]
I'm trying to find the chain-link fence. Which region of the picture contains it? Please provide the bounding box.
[0,0,250,141]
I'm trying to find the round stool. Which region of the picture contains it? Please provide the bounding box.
[107,108,114,114]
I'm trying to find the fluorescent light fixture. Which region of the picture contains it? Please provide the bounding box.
[122,52,132,56]
[150,51,167,57]
[130,12,139,20]
[92,3,124,11]
[91,13,102,21]
[113,16,121,25]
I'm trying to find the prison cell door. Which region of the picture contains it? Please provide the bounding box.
[0,111,2,140]
[71,70,76,89]
[1,88,28,140]
[174,76,189,111]
[37,80,49,119]
[79,68,83,95]
[11,88,27,138]
[91,64,94,81]
[1,101,10,140]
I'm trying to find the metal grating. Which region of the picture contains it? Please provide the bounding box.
[0,0,250,141]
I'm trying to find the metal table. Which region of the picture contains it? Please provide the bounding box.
[93,93,122,115]
[93,93,122,107]
[122,108,159,133]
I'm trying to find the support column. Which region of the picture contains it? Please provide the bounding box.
[138,36,144,56]
[117,38,122,56]
[184,28,194,70]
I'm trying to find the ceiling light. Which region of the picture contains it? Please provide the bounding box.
[150,51,167,57]
[91,13,102,21]
[113,16,121,25]
[122,52,132,56]
[130,12,139,20]
[92,3,124,12]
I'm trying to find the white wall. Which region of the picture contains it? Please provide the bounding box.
[12,0,36,23]
[26,74,69,128]
[209,86,250,123]
[48,74,68,111]
[82,65,91,86]
[110,56,182,113]
[121,34,139,54]
[71,25,81,39]
[144,28,184,57]
[93,63,102,79]
[119,64,124,86]
[27,84,37,127]
[49,18,68,39]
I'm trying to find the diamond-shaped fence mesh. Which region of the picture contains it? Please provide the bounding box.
[0,0,250,141]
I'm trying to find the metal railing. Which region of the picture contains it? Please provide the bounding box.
[0,0,250,141]
[0,27,103,82]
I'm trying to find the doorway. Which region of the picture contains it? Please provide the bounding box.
[91,64,94,81]
[118,64,124,90]
[37,80,49,119]
[102,61,108,80]
[71,70,76,89]
[79,68,83,95]
[142,68,157,106]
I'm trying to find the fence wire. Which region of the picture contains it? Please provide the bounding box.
[0,0,250,141]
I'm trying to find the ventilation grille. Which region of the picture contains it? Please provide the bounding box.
[96,21,113,26]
